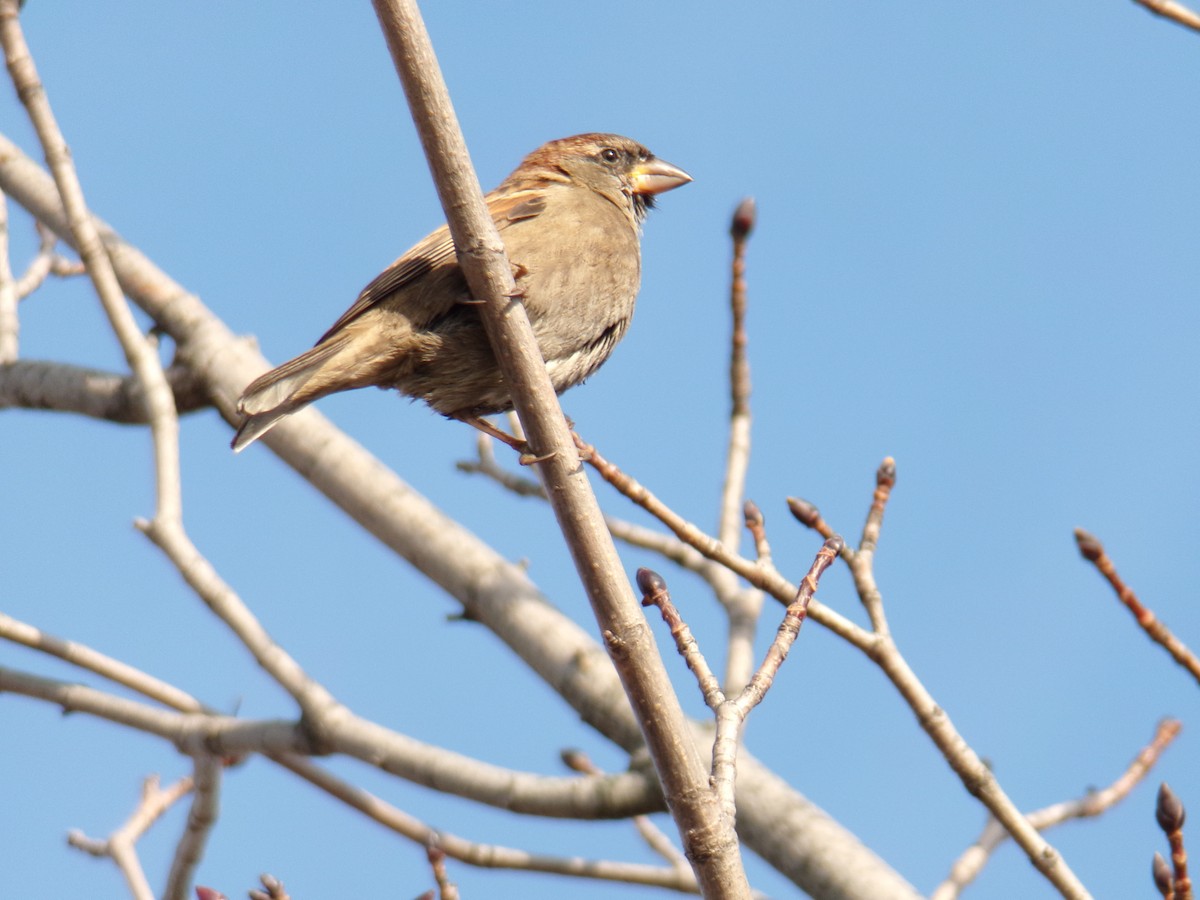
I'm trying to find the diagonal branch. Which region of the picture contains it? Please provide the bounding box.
[369,1,747,895]
[1133,0,1200,32]
[0,0,182,527]
[934,718,1182,900]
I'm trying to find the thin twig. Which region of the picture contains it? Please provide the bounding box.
[716,198,756,554]
[1134,0,1200,32]
[13,220,59,298]
[0,0,182,527]
[425,842,460,900]
[1075,529,1200,685]
[589,435,1092,898]
[1157,783,1192,900]
[275,753,701,892]
[134,517,343,731]
[163,755,222,900]
[714,199,762,696]
[456,431,546,497]
[0,190,15,362]
[934,719,1182,899]
[636,570,725,711]
[639,539,839,823]
[851,458,894,633]
[561,748,692,875]
[735,536,841,718]
[578,430,870,649]
[0,611,207,712]
[67,774,195,900]
[457,434,717,580]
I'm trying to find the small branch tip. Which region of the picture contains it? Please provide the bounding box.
[1074,528,1103,562]
[730,197,756,239]
[560,748,590,772]
[635,568,667,605]
[876,457,897,487]
[1153,852,1173,895]
[1157,782,1186,833]
[786,496,820,528]
[743,499,763,527]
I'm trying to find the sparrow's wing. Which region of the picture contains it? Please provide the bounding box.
[313,188,548,345]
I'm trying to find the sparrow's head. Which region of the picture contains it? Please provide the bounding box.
[508,133,692,222]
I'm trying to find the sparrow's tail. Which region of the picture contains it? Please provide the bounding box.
[231,332,366,452]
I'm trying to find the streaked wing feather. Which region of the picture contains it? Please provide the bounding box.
[314,188,548,345]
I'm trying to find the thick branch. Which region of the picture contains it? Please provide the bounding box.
[0,358,208,422]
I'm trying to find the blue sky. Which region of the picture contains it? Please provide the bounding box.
[3,3,1200,898]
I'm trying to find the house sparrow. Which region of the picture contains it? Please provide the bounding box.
[232,133,691,452]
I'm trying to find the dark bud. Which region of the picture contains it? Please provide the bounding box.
[1074,528,1103,562]
[826,534,846,556]
[1152,852,1173,895]
[636,568,667,604]
[1157,782,1186,833]
[743,499,763,528]
[877,457,897,488]
[787,496,821,528]
[730,197,757,240]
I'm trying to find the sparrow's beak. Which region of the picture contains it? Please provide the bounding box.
[630,158,692,196]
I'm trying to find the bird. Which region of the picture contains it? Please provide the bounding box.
[231,133,691,453]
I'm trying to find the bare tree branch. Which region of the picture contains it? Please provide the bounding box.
[934,719,1182,900]
[0,0,182,527]
[0,358,209,422]
[0,190,15,362]
[164,755,221,900]
[0,130,920,898]
[714,199,762,697]
[0,611,207,712]
[584,436,1094,898]
[67,774,195,900]
[1134,0,1200,32]
[278,753,702,892]
[369,1,748,895]
[1076,528,1200,685]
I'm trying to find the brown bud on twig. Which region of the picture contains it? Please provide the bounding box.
[1153,852,1174,896]
[786,496,821,529]
[743,499,763,529]
[560,748,592,773]
[876,457,897,488]
[1074,528,1103,562]
[825,534,846,557]
[1158,782,1186,833]
[730,197,756,240]
[636,568,668,607]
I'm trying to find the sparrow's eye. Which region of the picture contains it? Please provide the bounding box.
[599,148,620,164]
